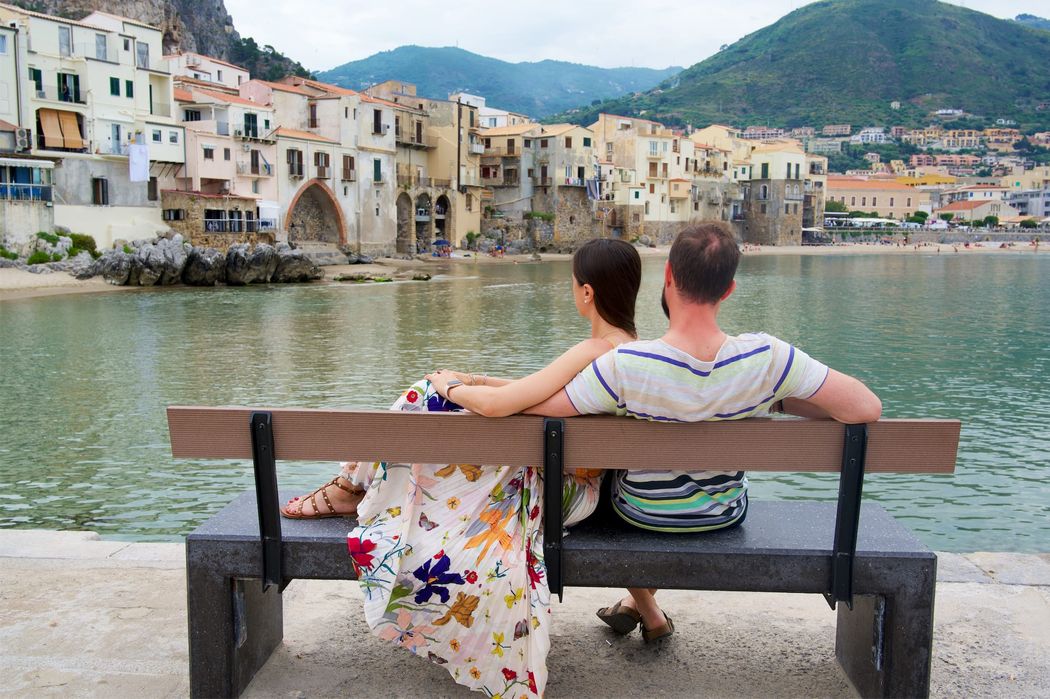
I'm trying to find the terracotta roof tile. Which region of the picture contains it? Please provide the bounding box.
[273,127,339,144]
[193,87,270,109]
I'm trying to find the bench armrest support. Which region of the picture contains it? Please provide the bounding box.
[250,411,284,592]
[542,418,565,601]
[826,423,868,610]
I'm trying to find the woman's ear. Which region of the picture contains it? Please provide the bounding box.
[582,282,594,304]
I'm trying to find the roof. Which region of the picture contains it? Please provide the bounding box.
[479,124,540,137]
[253,80,315,97]
[83,10,159,31]
[751,142,805,155]
[539,123,588,137]
[173,87,193,102]
[192,88,270,109]
[161,189,259,201]
[0,2,111,30]
[282,77,356,97]
[273,127,339,144]
[174,76,240,92]
[0,118,18,132]
[938,200,996,212]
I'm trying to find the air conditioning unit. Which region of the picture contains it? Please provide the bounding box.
[15,127,31,151]
[36,89,46,99]
[233,128,243,137]
[241,143,251,152]
[219,181,230,193]
[382,124,390,134]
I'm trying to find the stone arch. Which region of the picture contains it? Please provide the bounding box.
[286,179,346,246]
[434,194,452,243]
[396,192,413,254]
[415,193,432,252]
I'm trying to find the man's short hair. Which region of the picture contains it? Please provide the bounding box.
[668,222,741,304]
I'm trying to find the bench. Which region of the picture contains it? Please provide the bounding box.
[167,407,959,698]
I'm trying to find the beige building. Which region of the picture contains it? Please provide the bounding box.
[827,176,932,218]
[530,123,596,243]
[936,198,1018,223]
[0,5,185,247]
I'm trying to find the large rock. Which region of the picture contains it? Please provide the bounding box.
[97,250,133,285]
[273,248,324,283]
[226,243,278,285]
[69,252,97,280]
[131,237,188,286]
[182,247,227,286]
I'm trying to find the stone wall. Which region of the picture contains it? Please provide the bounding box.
[0,201,54,246]
[160,191,272,251]
[741,179,803,245]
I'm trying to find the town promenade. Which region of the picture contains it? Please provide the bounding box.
[2,530,1048,697]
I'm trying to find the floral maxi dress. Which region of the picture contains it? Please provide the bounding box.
[343,379,600,697]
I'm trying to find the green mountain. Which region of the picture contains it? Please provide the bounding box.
[552,0,1050,131]
[1015,14,1050,31]
[316,46,680,118]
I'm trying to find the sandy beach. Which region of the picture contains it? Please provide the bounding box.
[1,241,1044,303]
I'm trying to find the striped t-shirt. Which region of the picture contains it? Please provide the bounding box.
[564,333,829,532]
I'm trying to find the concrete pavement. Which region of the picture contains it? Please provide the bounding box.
[1,530,1048,698]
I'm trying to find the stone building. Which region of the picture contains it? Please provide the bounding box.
[740,142,806,245]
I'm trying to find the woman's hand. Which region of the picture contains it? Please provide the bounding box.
[425,369,458,398]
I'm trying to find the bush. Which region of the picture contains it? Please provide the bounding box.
[1019,218,1038,229]
[68,233,98,255]
[36,231,60,245]
[122,244,134,254]
[524,211,554,222]
[51,252,63,262]
[0,246,18,260]
[27,250,51,265]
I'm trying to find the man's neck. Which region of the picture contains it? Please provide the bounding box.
[661,304,726,362]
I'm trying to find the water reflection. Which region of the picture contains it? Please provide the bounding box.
[1,253,1048,551]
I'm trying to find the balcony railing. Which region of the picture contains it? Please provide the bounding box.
[233,127,276,143]
[236,162,274,177]
[203,218,276,233]
[74,42,118,63]
[469,143,485,154]
[150,102,173,118]
[0,183,53,202]
[34,85,86,104]
[341,169,356,181]
[562,177,585,187]
[483,146,518,157]
[646,151,663,160]
[396,131,436,148]
[316,166,330,179]
[534,176,552,186]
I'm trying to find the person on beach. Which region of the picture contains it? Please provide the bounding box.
[282,238,642,697]
[513,222,883,642]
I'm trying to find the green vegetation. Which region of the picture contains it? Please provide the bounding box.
[825,200,848,212]
[464,231,480,250]
[67,233,100,259]
[551,0,1050,132]
[940,213,955,222]
[26,250,51,265]
[36,231,59,245]
[1020,218,1038,228]
[227,37,313,82]
[0,245,18,260]
[317,46,680,119]
[123,245,134,254]
[524,211,555,222]
[981,215,1000,227]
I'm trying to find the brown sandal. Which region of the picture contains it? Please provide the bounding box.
[641,613,674,643]
[596,601,643,634]
[280,477,363,519]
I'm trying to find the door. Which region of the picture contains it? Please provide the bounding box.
[58,26,72,57]
[415,121,423,144]
[244,113,258,138]
[111,124,121,154]
[250,149,260,175]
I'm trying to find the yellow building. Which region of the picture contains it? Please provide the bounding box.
[827,176,931,218]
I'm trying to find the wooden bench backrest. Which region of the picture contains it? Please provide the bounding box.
[167,407,959,473]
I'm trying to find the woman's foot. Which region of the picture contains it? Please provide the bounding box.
[608,593,667,636]
[280,477,365,519]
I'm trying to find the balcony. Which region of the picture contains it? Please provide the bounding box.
[646,170,667,180]
[136,57,170,74]
[202,217,273,233]
[0,183,53,202]
[341,169,356,182]
[316,166,330,179]
[308,117,320,128]
[236,162,274,177]
[469,143,485,155]
[372,124,390,136]
[534,176,552,186]
[233,127,276,143]
[482,146,518,157]
[646,151,663,160]
[562,177,586,187]
[74,42,118,63]
[150,102,172,118]
[34,85,86,105]
[395,131,436,149]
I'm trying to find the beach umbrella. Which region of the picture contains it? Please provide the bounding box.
[433,239,451,246]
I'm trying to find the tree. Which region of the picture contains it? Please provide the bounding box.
[1019,218,1038,229]
[982,215,999,228]
[912,210,929,220]
[825,199,847,212]
[939,213,954,222]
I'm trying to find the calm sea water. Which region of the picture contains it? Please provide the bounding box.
[1,252,1048,551]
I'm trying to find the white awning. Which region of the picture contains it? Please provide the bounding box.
[0,157,55,169]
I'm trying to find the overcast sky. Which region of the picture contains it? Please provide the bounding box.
[224,0,1049,72]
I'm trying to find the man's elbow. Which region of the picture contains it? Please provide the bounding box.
[848,394,882,424]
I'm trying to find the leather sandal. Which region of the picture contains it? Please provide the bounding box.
[596,600,643,635]
[280,477,363,519]
[641,613,674,643]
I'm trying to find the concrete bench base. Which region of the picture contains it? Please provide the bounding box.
[186,492,936,698]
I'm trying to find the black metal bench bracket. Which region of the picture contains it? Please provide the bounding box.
[249,411,285,592]
[542,418,565,601]
[825,422,868,610]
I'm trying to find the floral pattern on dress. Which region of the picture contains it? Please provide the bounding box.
[346,379,600,697]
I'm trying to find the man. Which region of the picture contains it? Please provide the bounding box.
[533,222,882,641]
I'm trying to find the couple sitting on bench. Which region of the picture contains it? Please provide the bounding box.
[280,222,882,698]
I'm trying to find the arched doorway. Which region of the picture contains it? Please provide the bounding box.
[286,181,346,246]
[414,193,432,253]
[434,194,451,244]
[396,193,413,254]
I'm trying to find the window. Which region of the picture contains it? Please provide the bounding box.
[540,139,549,148]
[152,129,162,143]
[147,177,158,201]
[760,163,769,179]
[793,203,799,214]
[91,177,108,205]
[373,158,382,182]
[907,197,912,207]
[162,209,185,221]
[216,69,223,82]
[184,109,201,122]
[314,151,330,177]
[466,193,473,211]
[123,38,130,51]
[583,137,591,147]
[169,131,178,144]
[223,147,231,161]
[252,179,259,194]
[649,183,655,194]
[794,164,800,179]
[342,154,355,180]
[469,110,474,127]
[372,108,382,135]
[286,148,303,177]
[872,197,877,207]
[644,201,650,215]
[135,41,149,69]
[125,80,133,98]
[565,137,572,148]
[29,68,42,94]
[203,146,214,160]
[785,204,790,214]
[58,25,72,57]
[760,203,767,214]
[95,33,107,60]
[263,119,270,131]
[633,191,640,200]
[760,185,768,200]
[0,35,7,54]
[110,77,120,96]
[861,197,866,206]
[57,73,81,102]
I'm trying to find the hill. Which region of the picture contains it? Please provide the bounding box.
[551,0,1050,131]
[1015,14,1050,31]
[316,46,680,118]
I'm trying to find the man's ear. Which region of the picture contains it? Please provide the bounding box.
[720,279,737,301]
[664,261,673,286]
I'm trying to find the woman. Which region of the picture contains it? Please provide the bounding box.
[282,239,642,697]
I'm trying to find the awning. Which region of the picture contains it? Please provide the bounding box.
[58,111,84,150]
[38,109,63,149]
[0,157,55,169]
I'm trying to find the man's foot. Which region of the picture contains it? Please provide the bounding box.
[280,477,364,519]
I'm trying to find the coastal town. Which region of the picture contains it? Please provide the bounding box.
[0,3,1047,274]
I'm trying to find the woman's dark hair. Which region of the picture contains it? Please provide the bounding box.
[572,238,641,337]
